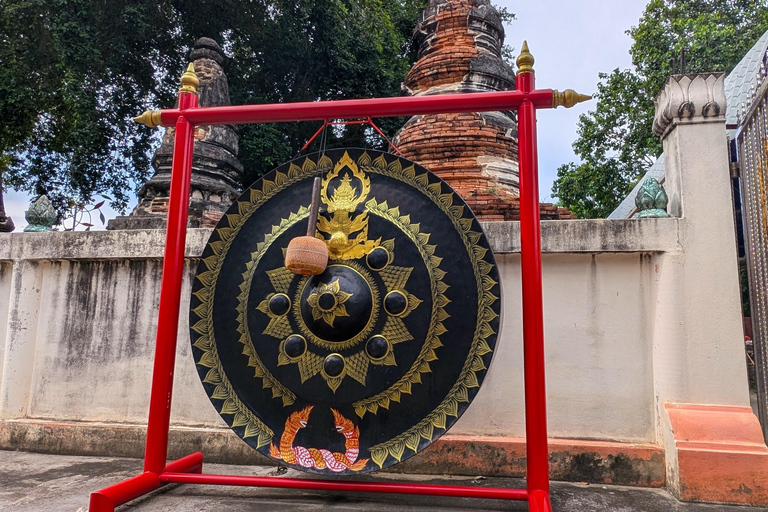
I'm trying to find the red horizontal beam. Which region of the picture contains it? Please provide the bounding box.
[160,472,529,501]
[157,89,555,127]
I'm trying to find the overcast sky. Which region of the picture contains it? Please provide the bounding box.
[3,0,650,231]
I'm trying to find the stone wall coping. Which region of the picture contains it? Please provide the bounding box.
[485,217,680,254]
[0,218,681,261]
[0,229,213,262]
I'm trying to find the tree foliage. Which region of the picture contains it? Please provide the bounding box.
[227,0,427,186]
[552,0,768,218]
[0,0,427,213]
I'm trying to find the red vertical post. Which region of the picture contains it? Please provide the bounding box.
[515,43,552,511]
[143,64,199,475]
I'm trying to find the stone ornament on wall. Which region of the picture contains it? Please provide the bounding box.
[0,202,13,233]
[24,195,57,232]
[0,214,13,233]
[653,73,727,138]
[635,177,669,218]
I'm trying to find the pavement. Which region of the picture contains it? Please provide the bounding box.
[1,450,766,511]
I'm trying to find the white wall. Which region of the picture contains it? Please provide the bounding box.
[454,252,656,442]
[0,219,704,445]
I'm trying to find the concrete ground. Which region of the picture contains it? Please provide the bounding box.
[1,450,766,511]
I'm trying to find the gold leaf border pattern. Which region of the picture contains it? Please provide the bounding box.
[351,198,447,418]
[356,152,499,468]
[191,156,330,447]
[237,207,313,407]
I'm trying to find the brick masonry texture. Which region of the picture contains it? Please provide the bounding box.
[396,0,573,221]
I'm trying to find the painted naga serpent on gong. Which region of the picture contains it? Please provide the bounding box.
[270,406,368,472]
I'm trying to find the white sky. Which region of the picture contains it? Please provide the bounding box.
[3,0,649,231]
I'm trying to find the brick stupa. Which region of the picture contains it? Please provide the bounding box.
[394,0,573,221]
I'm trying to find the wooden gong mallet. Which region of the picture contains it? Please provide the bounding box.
[285,177,328,275]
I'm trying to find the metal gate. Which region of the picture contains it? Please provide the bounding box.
[736,69,768,443]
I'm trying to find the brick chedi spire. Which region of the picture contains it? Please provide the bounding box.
[394,0,574,221]
[109,37,244,230]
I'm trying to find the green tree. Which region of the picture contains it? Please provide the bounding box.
[0,0,427,214]
[227,0,427,185]
[552,0,768,218]
[0,0,190,212]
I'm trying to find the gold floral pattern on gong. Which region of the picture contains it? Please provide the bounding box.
[306,279,353,327]
[257,238,422,393]
[317,151,380,260]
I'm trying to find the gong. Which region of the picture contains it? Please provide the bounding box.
[190,149,501,474]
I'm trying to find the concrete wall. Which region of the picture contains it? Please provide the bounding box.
[0,217,722,446]
[458,251,656,442]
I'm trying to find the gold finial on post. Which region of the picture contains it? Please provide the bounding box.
[516,40,535,75]
[552,89,593,108]
[133,110,163,128]
[179,63,199,95]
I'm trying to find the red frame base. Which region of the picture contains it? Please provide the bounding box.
[90,54,555,512]
[89,453,203,511]
[89,453,552,512]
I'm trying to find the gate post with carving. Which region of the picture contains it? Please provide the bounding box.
[653,72,768,504]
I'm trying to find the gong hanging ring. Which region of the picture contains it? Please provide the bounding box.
[190,148,502,474]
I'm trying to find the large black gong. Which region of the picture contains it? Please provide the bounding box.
[190,149,501,474]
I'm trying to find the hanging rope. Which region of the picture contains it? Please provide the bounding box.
[293,118,400,240]
[296,117,401,157]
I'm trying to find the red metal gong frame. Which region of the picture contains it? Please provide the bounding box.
[90,44,584,511]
